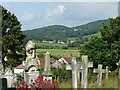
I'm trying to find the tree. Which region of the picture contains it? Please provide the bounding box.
[80,17,120,71]
[2,6,25,69]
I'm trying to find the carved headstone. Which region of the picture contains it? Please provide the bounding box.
[26,40,36,60]
[23,40,39,84]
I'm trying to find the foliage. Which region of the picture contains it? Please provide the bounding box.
[80,17,120,71]
[51,68,72,82]
[37,52,44,58]
[2,6,25,69]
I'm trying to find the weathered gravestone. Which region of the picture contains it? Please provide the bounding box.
[0,78,7,90]
[93,64,106,88]
[42,52,53,81]
[23,40,39,85]
[3,68,17,88]
[66,56,81,88]
[105,66,111,79]
[81,55,93,88]
[66,55,93,88]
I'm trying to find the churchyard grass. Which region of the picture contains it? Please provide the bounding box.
[58,76,118,88]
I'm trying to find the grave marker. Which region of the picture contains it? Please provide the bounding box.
[66,56,81,88]
[93,64,106,87]
[105,66,111,79]
[42,52,53,81]
[81,55,93,88]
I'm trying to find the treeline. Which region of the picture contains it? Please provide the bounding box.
[23,20,109,44]
[79,17,120,71]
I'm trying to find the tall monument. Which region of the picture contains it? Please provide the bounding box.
[23,40,39,84]
[42,52,53,81]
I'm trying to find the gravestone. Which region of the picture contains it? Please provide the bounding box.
[66,56,81,88]
[3,68,17,88]
[93,64,106,88]
[23,40,39,84]
[105,66,111,79]
[0,78,7,90]
[26,70,39,85]
[42,52,53,81]
[81,55,93,88]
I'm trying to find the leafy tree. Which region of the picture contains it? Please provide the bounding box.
[2,6,25,69]
[80,17,120,71]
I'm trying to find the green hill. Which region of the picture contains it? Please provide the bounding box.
[23,19,109,43]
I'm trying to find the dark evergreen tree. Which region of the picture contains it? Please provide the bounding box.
[1,6,25,69]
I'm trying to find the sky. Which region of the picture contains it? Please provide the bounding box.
[1,1,119,30]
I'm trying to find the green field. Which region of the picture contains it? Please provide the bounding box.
[36,42,67,49]
[36,49,80,57]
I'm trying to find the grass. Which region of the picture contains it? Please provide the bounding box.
[36,49,80,57]
[36,42,67,49]
[58,76,118,88]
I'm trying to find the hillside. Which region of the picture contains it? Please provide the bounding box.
[23,19,109,43]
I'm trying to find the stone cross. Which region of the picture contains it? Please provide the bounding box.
[93,64,106,87]
[105,66,111,79]
[66,56,81,88]
[42,52,53,81]
[117,60,120,89]
[81,55,93,88]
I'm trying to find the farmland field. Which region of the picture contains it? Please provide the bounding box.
[36,49,80,57]
[36,42,67,49]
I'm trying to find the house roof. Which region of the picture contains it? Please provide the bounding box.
[39,58,56,68]
[15,64,23,69]
[15,56,72,69]
[51,61,62,68]
[62,56,72,64]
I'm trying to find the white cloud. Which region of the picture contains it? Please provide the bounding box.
[44,4,66,20]
[55,4,66,13]
[19,12,34,22]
